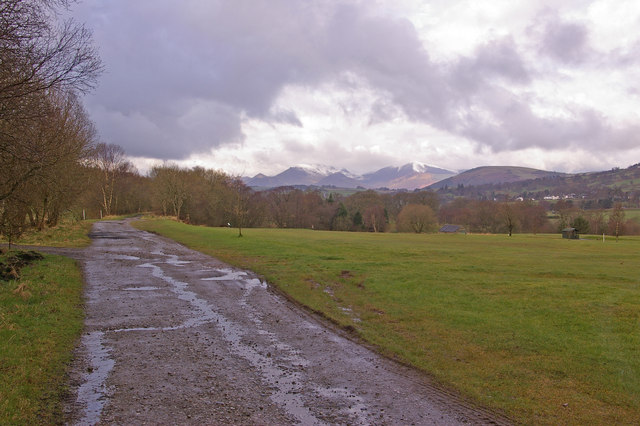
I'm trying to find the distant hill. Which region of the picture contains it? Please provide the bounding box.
[317,172,362,188]
[429,163,640,205]
[244,162,456,190]
[427,166,567,190]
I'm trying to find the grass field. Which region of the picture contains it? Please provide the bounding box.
[0,253,84,424]
[135,218,640,425]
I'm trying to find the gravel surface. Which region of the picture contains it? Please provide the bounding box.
[55,219,511,425]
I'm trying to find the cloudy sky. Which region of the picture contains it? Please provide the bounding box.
[70,0,640,176]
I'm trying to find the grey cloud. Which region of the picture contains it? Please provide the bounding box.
[458,86,640,154]
[450,37,531,97]
[471,38,531,84]
[77,0,635,163]
[530,11,592,64]
[323,4,451,125]
[81,0,325,159]
[368,99,402,125]
[543,21,590,63]
[83,0,453,160]
[92,100,243,159]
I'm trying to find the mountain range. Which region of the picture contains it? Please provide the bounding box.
[242,162,640,201]
[244,162,457,190]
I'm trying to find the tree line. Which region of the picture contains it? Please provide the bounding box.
[9,154,633,239]
[4,139,638,239]
[1,0,101,243]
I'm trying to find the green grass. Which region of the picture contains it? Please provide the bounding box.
[0,253,84,424]
[135,218,640,425]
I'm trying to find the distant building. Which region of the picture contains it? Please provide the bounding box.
[561,227,579,239]
[440,224,466,234]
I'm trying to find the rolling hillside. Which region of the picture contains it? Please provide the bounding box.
[432,163,640,205]
[427,166,567,190]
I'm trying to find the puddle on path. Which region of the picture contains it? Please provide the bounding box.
[110,255,140,261]
[123,286,160,291]
[75,331,115,426]
[132,259,328,425]
[150,250,191,266]
[201,268,255,282]
[78,240,368,425]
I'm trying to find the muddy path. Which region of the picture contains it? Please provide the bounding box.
[59,219,510,425]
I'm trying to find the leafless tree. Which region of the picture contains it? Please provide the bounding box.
[150,163,191,219]
[363,204,387,232]
[91,143,132,216]
[227,177,251,237]
[608,203,625,241]
[266,186,295,228]
[501,202,518,236]
[0,0,102,202]
[0,90,94,238]
[0,0,102,110]
[397,204,437,233]
[0,198,29,249]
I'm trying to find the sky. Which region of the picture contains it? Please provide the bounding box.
[69,0,640,176]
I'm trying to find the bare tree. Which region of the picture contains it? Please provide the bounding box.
[0,198,28,250]
[149,163,191,219]
[588,210,605,235]
[397,204,437,233]
[26,90,95,227]
[363,204,387,232]
[227,177,251,237]
[0,0,102,202]
[0,0,102,109]
[0,89,94,239]
[91,143,131,216]
[501,202,518,236]
[608,203,625,241]
[267,186,295,228]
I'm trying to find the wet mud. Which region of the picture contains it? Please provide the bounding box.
[62,219,510,425]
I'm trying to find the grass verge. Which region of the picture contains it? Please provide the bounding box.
[134,217,640,425]
[0,253,84,424]
[0,219,96,248]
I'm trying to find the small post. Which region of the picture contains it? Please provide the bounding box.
[83,209,86,221]
[603,233,605,242]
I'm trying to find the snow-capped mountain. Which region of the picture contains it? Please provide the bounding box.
[244,162,457,190]
[361,162,455,189]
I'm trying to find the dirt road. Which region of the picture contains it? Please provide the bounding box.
[62,219,509,425]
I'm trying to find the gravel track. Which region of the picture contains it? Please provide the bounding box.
[49,219,511,425]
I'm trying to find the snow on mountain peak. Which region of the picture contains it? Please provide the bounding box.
[411,161,428,173]
[407,161,456,174]
[405,161,438,173]
[296,164,339,176]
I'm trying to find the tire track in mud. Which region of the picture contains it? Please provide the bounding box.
[62,219,511,425]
